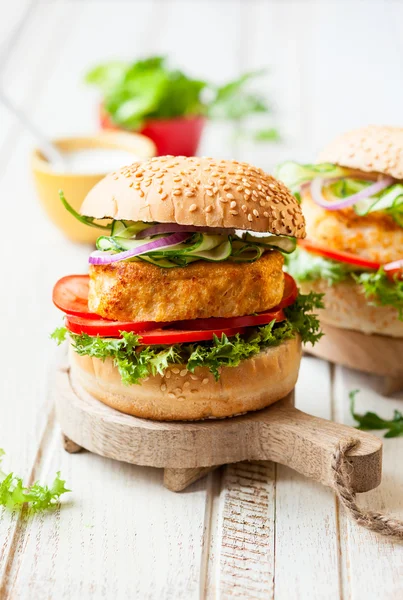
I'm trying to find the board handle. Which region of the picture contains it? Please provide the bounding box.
[257,399,383,493]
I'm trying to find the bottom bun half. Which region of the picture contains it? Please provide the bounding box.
[69,337,301,421]
[299,279,403,338]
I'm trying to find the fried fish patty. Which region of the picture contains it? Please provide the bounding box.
[302,192,403,263]
[88,251,285,323]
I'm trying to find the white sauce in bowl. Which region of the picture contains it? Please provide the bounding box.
[52,149,142,174]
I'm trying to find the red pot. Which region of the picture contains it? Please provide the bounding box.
[100,106,205,156]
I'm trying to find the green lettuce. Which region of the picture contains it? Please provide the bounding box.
[0,449,70,512]
[52,293,323,384]
[285,246,357,285]
[275,161,350,199]
[354,270,403,319]
[286,247,403,318]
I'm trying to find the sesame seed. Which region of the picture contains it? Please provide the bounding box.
[263,211,269,217]
[172,368,180,374]
[219,197,228,203]
[241,204,247,212]
[253,209,259,217]
[185,191,195,197]
[202,378,209,384]
[252,190,258,198]
[223,184,231,191]
[173,190,182,196]
[161,193,168,200]
[160,384,167,392]
[173,176,181,182]
[180,369,187,377]
[168,392,175,399]
[190,374,198,381]
[183,381,190,388]
[129,182,134,187]
[156,173,164,179]
[226,193,234,200]
[138,190,144,197]
[206,190,214,197]
[244,188,251,196]
[189,204,197,212]
[174,387,182,394]
[205,205,213,213]
[237,186,244,192]
[165,371,171,379]
[248,214,253,222]
[229,210,239,215]
[230,201,237,208]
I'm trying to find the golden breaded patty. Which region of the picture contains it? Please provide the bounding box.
[88,251,285,323]
[302,192,403,263]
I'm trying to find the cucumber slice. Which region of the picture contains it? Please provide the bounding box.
[244,233,296,253]
[188,240,232,261]
[230,242,264,262]
[111,220,154,238]
[96,236,123,251]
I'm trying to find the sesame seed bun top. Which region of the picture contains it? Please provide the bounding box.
[80,156,306,237]
[317,125,403,180]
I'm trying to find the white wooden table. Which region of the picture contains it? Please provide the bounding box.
[1,2,403,598]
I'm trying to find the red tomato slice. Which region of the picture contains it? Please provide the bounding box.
[277,273,298,309]
[176,308,286,331]
[298,239,381,270]
[53,275,95,317]
[65,315,159,337]
[66,314,245,343]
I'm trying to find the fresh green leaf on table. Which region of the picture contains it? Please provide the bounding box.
[349,390,403,438]
[0,449,70,512]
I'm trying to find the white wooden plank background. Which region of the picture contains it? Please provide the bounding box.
[1,1,403,598]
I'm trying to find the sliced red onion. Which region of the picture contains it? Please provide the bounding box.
[310,176,394,211]
[384,259,403,273]
[89,232,190,265]
[136,223,235,239]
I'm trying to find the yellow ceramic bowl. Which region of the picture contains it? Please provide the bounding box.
[32,132,156,243]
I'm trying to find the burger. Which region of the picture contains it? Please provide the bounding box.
[52,156,322,421]
[277,125,403,339]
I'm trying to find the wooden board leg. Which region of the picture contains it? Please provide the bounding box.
[62,433,83,454]
[163,466,219,492]
[381,375,403,396]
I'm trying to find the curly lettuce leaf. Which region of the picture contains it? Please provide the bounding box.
[354,269,403,319]
[0,450,70,512]
[51,292,323,384]
[50,326,68,345]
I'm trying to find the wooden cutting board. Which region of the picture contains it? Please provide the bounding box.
[54,363,383,493]
[305,323,403,395]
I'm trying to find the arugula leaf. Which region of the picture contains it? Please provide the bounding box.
[59,191,111,230]
[0,450,70,512]
[50,326,67,345]
[51,292,323,384]
[349,390,403,438]
[285,247,356,285]
[354,269,403,319]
